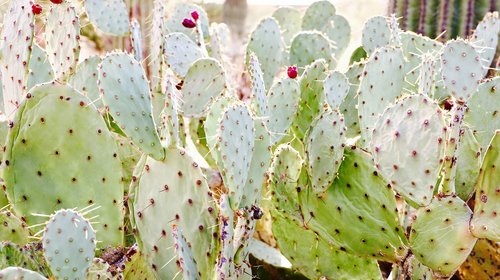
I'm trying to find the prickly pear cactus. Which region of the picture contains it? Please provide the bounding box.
[470,130,500,241]
[290,32,336,72]
[301,0,336,31]
[98,52,164,160]
[370,94,447,206]
[266,77,300,144]
[27,44,55,91]
[172,225,199,280]
[361,16,392,55]
[0,267,47,280]
[248,54,267,117]
[4,84,124,246]
[455,128,481,201]
[340,61,363,137]
[164,32,204,77]
[323,71,349,110]
[299,147,408,262]
[458,239,499,280]
[85,0,130,36]
[323,15,351,58]
[410,195,477,277]
[68,56,102,108]
[272,7,301,45]
[0,211,30,245]
[42,209,96,280]
[165,3,210,43]
[471,12,500,76]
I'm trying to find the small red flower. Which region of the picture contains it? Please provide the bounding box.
[287,66,298,79]
[32,4,43,14]
[182,18,196,29]
[50,0,64,3]
[191,11,199,21]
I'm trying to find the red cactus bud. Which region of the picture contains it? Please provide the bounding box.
[50,0,64,3]
[32,4,42,14]
[182,18,196,29]
[287,66,298,79]
[191,11,199,21]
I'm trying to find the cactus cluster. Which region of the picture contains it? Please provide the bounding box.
[0,0,498,279]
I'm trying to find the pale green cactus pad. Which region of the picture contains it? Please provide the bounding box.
[164,32,204,77]
[0,267,47,280]
[0,0,35,118]
[42,209,96,280]
[470,130,500,241]
[440,39,483,102]
[68,56,102,108]
[248,54,267,117]
[205,96,238,165]
[4,84,124,247]
[464,77,500,152]
[247,239,291,269]
[27,44,54,91]
[290,32,336,72]
[240,119,272,208]
[130,19,143,62]
[44,2,80,80]
[165,3,210,43]
[272,7,301,45]
[0,211,29,246]
[246,17,284,89]
[172,225,199,280]
[472,12,499,76]
[98,52,164,160]
[362,16,392,55]
[301,0,336,31]
[324,71,349,110]
[455,128,481,201]
[299,147,408,263]
[85,0,130,36]
[323,15,351,58]
[417,53,438,96]
[305,109,346,196]
[358,46,406,146]
[410,196,477,277]
[217,104,255,209]
[292,59,327,140]
[133,148,218,279]
[370,94,446,206]
[272,213,382,279]
[266,77,300,144]
[149,0,165,93]
[340,61,363,137]
[180,58,226,117]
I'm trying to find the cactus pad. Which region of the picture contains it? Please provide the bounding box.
[165,3,210,44]
[164,33,204,77]
[266,77,300,144]
[290,32,336,72]
[27,44,54,91]
[85,0,130,36]
[362,16,392,54]
[301,0,336,31]
[340,61,363,137]
[323,15,351,58]
[324,71,349,110]
[472,12,500,76]
[42,209,96,280]
[180,58,226,117]
[68,56,102,108]
[0,211,29,246]
[410,195,477,277]
[0,267,47,280]
[98,52,164,160]
[455,128,481,201]
[272,7,301,45]
[172,225,199,280]
[248,54,267,117]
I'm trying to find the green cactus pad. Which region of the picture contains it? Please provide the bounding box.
[370,94,446,206]
[472,12,499,76]
[272,7,301,46]
[358,46,406,146]
[272,215,382,279]
[0,0,35,118]
[159,76,181,148]
[292,59,327,140]
[149,0,165,93]
[324,71,349,110]
[130,20,142,62]
[27,44,54,91]
[362,16,392,55]
[205,97,238,165]
[340,61,363,138]
[470,130,500,241]
[240,120,272,208]
[4,84,124,246]
[301,0,336,31]
[410,195,477,277]
[164,33,204,77]
[98,52,164,160]
[133,148,218,279]
[45,2,80,80]
[85,0,130,36]
[246,17,284,89]
[458,239,499,280]
[464,77,500,152]
[323,15,351,58]
[122,249,155,279]
[441,39,483,102]
[417,53,438,96]
[305,109,346,196]
[248,54,268,117]
[0,211,29,246]
[217,104,255,209]
[165,3,210,44]
[68,56,102,108]
[290,32,336,72]
[172,225,199,280]
[455,128,481,201]
[266,77,300,144]
[300,147,408,262]
[42,209,96,280]
[0,267,47,280]
[180,58,226,117]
